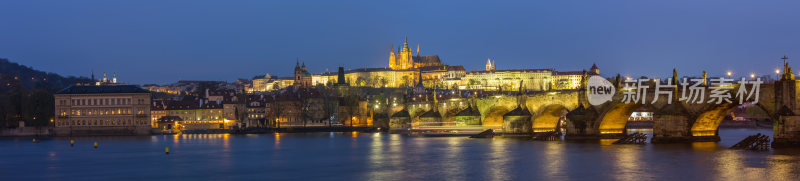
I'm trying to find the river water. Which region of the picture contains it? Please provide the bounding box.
[1,128,799,181]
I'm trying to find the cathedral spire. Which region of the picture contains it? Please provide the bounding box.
[389,44,396,69]
[418,69,423,85]
[402,36,409,52]
[416,44,420,56]
[415,68,424,88]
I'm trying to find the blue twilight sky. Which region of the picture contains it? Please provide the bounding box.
[1,0,799,84]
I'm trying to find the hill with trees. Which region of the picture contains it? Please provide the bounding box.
[0,58,93,127]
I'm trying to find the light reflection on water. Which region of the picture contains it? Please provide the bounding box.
[1,129,799,180]
[487,138,511,181]
[613,145,643,181]
[444,138,465,180]
[542,141,564,180]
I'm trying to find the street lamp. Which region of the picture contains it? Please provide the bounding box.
[776,69,781,80]
[750,73,755,79]
[726,71,732,78]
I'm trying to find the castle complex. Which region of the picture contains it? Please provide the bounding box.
[246,37,595,93]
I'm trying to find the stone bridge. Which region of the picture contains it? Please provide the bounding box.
[385,90,580,132]
[568,79,790,143]
[383,78,800,146]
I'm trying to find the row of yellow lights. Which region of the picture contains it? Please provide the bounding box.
[173,120,230,124]
[624,70,788,81]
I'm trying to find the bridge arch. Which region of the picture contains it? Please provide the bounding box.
[597,103,650,136]
[482,105,510,128]
[532,104,569,133]
[689,102,763,140]
[440,102,464,127]
[524,90,581,133]
[476,95,518,128]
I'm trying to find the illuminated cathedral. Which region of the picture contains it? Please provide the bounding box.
[388,37,443,70]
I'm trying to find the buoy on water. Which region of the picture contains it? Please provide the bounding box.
[33,138,36,143]
[70,140,74,147]
[165,147,170,155]
[93,141,98,149]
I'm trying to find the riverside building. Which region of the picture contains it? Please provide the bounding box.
[54,82,152,135]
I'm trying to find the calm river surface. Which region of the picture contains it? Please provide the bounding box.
[2,128,800,181]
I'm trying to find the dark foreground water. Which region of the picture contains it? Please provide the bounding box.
[2,129,800,181]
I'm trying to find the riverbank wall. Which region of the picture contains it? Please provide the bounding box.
[0,127,52,137]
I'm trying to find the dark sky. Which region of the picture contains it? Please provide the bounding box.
[1,0,799,84]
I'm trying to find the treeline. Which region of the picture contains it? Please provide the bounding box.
[0,58,92,128]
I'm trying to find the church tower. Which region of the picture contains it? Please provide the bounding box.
[396,37,413,70]
[485,58,495,71]
[389,44,396,69]
[293,58,312,87]
[294,59,301,81]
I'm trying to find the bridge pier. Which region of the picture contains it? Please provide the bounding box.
[373,113,389,131]
[652,103,693,143]
[565,105,601,139]
[501,106,533,135]
[652,116,693,143]
[773,115,800,148]
[771,77,800,148]
[389,110,411,132]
